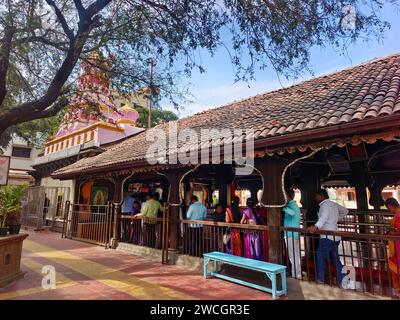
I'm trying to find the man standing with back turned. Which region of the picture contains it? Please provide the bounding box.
[186,195,207,256]
[308,189,349,286]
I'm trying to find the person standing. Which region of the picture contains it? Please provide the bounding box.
[129,201,142,244]
[186,195,207,256]
[225,196,243,256]
[121,191,136,214]
[241,198,262,260]
[120,191,137,240]
[283,189,302,279]
[308,189,348,285]
[134,193,164,247]
[205,204,226,222]
[384,197,400,298]
[204,204,225,252]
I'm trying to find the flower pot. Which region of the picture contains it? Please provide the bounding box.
[9,224,21,235]
[0,227,8,237]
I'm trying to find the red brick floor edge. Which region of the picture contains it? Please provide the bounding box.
[0,231,273,300]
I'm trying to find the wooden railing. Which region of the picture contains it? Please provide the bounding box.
[116,210,400,299]
[281,227,400,298]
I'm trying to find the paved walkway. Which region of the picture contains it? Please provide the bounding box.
[0,231,272,300]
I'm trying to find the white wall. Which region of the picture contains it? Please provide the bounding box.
[2,136,40,171]
[40,177,75,203]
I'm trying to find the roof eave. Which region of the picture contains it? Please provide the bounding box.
[52,113,400,180]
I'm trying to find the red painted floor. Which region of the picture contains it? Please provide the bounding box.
[0,231,273,300]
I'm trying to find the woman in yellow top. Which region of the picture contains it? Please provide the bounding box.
[384,198,400,298]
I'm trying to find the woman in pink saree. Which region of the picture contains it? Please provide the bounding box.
[241,198,262,260]
[385,198,400,298]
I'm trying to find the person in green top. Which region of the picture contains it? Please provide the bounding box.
[134,193,164,223]
[283,189,302,279]
[134,193,164,247]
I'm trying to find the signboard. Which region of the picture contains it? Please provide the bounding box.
[0,155,10,185]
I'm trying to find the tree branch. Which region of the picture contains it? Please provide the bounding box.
[0,0,114,134]
[19,96,70,123]
[0,30,89,128]
[19,35,69,51]
[45,0,75,40]
[0,25,16,106]
[86,0,113,18]
[73,0,87,20]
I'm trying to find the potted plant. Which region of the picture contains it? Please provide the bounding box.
[0,185,26,236]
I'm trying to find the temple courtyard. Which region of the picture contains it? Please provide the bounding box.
[0,231,387,300]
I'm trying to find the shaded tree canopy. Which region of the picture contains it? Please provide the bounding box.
[135,105,178,128]
[0,0,396,146]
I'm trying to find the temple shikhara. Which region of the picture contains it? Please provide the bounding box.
[45,53,142,156]
[31,54,145,227]
[22,53,400,299]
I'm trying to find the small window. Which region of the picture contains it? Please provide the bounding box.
[11,146,31,158]
[347,192,355,201]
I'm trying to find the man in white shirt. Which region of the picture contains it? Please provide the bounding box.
[308,189,349,285]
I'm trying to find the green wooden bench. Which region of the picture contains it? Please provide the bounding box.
[203,252,287,299]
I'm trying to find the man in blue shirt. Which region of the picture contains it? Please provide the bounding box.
[283,189,302,279]
[121,191,136,214]
[186,195,207,256]
[120,191,137,240]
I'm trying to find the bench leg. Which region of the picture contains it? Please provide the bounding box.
[271,273,277,299]
[214,260,218,273]
[204,257,210,279]
[265,272,277,299]
[281,270,287,296]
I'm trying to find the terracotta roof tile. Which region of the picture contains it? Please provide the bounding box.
[54,53,400,176]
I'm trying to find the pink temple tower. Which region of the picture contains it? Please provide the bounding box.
[44,53,143,156]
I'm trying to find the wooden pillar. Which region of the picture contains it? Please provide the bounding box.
[164,168,193,251]
[111,175,124,248]
[299,163,321,226]
[255,156,289,264]
[349,160,369,226]
[215,165,235,207]
[349,160,371,267]
[351,162,369,208]
[368,185,383,210]
[218,181,228,207]
[248,184,260,205]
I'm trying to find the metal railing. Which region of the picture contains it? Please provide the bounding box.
[301,209,394,234]
[119,215,163,249]
[281,226,400,298]
[63,203,113,247]
[178,219,270,260]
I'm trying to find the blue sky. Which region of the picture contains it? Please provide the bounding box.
[166,3,400,117]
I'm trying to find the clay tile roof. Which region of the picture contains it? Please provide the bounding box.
[54,53,400,177]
